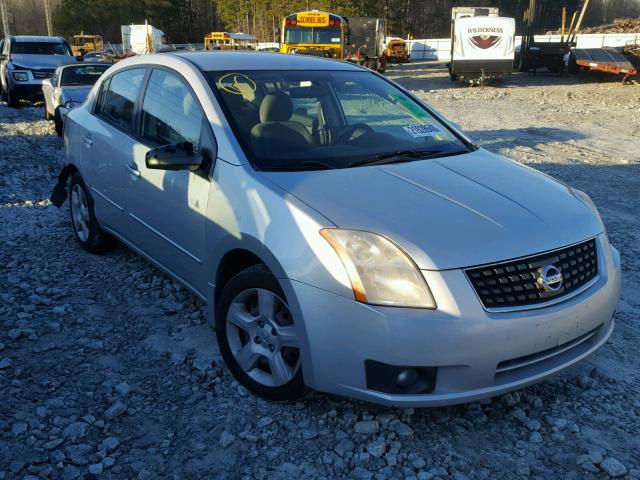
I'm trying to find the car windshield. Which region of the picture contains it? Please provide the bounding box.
[11,41,72,56]
[60,65,109,86]
[208,69,470,171]
[284,27,342,44]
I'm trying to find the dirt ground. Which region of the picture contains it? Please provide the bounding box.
[0,61,639,480]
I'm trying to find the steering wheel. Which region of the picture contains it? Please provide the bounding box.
[333,124,374,145]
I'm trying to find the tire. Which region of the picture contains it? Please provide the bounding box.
[7,87,20,108]
[69,173,114,253]
[54,108,63,136]
[216,265,306,401]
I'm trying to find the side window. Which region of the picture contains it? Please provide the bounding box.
[140,69,203,149]
[97,68,145,133]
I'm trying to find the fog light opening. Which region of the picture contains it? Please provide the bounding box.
[395,368,419,387]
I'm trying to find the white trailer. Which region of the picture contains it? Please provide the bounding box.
[450,7,515,84]
[121,23,167,55]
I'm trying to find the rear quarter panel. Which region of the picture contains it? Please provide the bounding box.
[63,109,86,175]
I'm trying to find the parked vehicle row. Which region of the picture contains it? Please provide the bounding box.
[42,63,110,135]
[49,51,620,407]
[0,35,75,107]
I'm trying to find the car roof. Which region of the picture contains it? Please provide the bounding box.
[171,51,364,72]
[10,35,67,43]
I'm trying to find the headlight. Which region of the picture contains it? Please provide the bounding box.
[64,101,82,110]
[12,71,28,81]
[320,229,436,309]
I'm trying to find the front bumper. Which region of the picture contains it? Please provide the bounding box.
[9,77,45,99]
[285,234,621,407]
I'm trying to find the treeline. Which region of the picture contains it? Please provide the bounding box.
[2,0,640,43]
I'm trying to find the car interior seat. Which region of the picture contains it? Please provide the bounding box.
[250,92,313,156]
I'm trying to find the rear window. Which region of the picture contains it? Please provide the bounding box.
[60,65,109,86]
[11,41,71,56]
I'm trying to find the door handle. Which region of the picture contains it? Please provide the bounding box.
[125,163,141,178]
[82,132,93,147]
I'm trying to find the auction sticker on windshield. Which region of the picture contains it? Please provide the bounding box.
[403,124,441,138]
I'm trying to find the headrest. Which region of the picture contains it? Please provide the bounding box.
[259,92,293,123]
[183,93,197,118]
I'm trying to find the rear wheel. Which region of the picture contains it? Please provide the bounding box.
[216,265,305,401]
[69,173,114,253]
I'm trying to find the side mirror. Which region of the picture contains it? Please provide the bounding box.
[145,142,203,171]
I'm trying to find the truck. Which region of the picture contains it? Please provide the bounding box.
[449,7,515,84]
[385,36,410,63]
[70,33,103,58]
[121,23,168,55]
[0,35,76,108]
[344,17,387,72]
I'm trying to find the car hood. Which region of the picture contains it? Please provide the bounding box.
[60,86,92,103]
[263,149,603,270]
[11,54,76,70]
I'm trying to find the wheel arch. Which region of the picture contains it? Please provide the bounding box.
[213,242,290,307]
[211,242,315,390]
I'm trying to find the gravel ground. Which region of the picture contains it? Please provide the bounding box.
[1,63,639,480]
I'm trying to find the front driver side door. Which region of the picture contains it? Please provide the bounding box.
[126,68,213,294]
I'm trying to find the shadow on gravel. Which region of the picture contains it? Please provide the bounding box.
[0,101,47,125]
[467,126,589,152]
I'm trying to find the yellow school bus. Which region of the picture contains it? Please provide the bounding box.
[204,32,258,50]
[280,11,348,58]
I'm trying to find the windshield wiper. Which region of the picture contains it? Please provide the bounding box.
[347,148,469,168]
[263,159,335,171]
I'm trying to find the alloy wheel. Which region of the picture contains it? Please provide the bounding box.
[70,183,90,242]
[226,288,300,387]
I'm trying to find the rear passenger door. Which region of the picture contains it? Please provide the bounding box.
[126,68,214,293]
[82,67,146,236]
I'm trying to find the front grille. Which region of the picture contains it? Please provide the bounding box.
[466,238,598,309]
[31,69,54,79]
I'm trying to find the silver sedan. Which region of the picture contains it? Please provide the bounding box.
[53,52,620,406]
[42,63,109,135]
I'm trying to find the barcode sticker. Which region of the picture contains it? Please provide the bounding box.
[402,124,441,138]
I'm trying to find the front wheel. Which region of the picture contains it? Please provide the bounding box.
[7,88,20,108]
[216,265,305,401]
[69,173,114,253]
